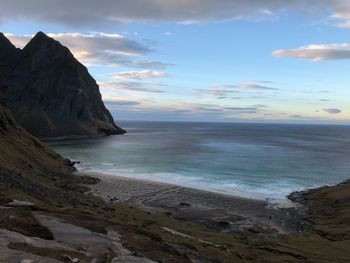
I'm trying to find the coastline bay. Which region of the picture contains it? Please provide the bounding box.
[48,121,350,201]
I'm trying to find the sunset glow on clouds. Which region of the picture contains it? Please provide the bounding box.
[1,1,350,123]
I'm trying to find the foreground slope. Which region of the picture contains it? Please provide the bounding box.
[0,96,100,206]
[0,32,125,138]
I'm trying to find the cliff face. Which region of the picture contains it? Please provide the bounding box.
[0,32,125,138]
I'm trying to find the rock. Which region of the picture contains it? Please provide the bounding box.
[178,202,191,207]
[20,260,34,263]
[6,200,35,207]
[0,31,126,138]
[112,255,156,263]
[62,254,80,262]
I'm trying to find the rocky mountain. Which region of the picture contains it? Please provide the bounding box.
[0,32,125,138]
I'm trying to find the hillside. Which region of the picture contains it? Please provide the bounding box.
[0,96,100,206]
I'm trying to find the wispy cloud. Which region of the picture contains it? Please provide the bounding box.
[197,82,278,98]
[128,60,171,69]
[273,44,350,61]
[110,70,168,80]
[104,99,141,107]
[196,88,239,97]
[236,83,278,90]
[323,108,341,114]
[100,81,165,93]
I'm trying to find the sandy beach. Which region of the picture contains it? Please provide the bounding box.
[80,171,308,236]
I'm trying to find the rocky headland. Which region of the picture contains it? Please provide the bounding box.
[0,32,125,138]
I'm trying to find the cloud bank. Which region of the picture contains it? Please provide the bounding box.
[0,0,349,27]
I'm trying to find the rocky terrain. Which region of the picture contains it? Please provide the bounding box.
[0,32,125,138]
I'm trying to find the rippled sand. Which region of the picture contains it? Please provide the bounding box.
[81,172,306,235]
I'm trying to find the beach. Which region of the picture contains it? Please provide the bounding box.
[81,171,307,237]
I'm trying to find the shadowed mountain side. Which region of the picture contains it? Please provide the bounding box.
[0,32,125,138]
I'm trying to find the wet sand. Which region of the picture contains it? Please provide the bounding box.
[79,172,308,236]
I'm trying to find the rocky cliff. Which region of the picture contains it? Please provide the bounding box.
[0,32,125,138]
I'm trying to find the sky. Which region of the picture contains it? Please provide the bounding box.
[0,0,350,124]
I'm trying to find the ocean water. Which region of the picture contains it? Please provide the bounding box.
[47,121,350,201]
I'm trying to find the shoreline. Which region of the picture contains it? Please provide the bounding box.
[79,171,308,236]
[76,169,302,204]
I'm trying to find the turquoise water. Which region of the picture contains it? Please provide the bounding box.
[47,122,350,201]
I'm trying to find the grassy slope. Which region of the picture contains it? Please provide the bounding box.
[0,97,102,207]
[253,181,350,262]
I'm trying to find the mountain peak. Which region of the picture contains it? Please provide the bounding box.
[0,32,20,68]
[24,31,58,50]
[0,32,17,51]
[32,31,52,43]
[0,32,8,42]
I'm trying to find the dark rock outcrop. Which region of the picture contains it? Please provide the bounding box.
[0,31,125,138]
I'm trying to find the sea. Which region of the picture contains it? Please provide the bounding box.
[47,121,350,201]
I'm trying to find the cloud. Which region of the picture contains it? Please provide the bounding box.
[0,1,349,27]
[103,99,141,107]
[197,105,260,115]
[198,82,278,98]
[110,70,168,80]
[100,81,165,93]
[323,108,341,114]
[196,88,239,97]
[225,107,258,114]
[128,60,171,69]
[198,107,223,112]
[252,104,268,108]
[331,5,350,28]
[236,83,278,90]
[289,114,312,119]
[5,33,171,68]
[273,44,350,61]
